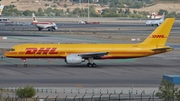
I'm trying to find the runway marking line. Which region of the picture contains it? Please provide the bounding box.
[7,36,31,40]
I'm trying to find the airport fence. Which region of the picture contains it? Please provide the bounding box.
[0,88,163,101]
[0,93,160,101]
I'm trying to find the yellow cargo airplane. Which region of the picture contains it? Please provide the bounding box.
[4,18,175,67]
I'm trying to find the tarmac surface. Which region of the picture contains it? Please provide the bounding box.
[0,50,180,88]
[0,19,179,89]
[0,22,180,34]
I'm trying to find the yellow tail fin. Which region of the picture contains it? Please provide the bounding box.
[141,18,175,46]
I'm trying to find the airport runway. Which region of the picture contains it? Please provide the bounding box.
[0,20,179,88]
[0,22,180,34]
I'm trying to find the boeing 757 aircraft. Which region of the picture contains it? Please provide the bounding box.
[31,13,58,31]
[146,12,165,26]
[4,18,175,67]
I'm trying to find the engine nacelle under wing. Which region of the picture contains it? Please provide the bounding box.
[65,54,84,64]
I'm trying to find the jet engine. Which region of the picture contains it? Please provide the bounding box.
[65,54,84,64]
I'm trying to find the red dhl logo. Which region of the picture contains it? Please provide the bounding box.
[150,35,167,38]
[25,48,58,54]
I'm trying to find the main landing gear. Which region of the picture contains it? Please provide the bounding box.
[87,63,97,67]
[21,58,27,67]
[48,28,55,32]
[87,58,97,67]
[38,28,42,31]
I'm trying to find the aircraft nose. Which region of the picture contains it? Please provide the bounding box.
[4,51,10,57]
[54,25,58,29]
[4,51,17,57]
[4,52,9,57]
[54,23,58,29]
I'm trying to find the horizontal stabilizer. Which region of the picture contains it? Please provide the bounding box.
[151,47,173,51]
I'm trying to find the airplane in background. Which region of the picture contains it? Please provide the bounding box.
[31,13,58,31]
[0,5,11,23]
[78,20,86,24]
[146,12,165,26]
[0,5,4,16]
[4,18,174,67]
[78,20,100,24]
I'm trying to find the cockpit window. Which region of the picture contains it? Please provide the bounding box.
[7,48,15,51]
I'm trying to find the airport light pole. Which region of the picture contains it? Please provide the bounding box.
[88,0,89,22]
[79,0,81,8]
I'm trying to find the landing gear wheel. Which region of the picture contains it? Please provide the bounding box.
[92,63,97,67]
[87,58,97,67]
[87,63,90,66]
[21,58,27,67]
[24,64,27,67]
[38,28,42,31]
[87,63,92,67]
[87,63,97,67]
[51,28,55,32]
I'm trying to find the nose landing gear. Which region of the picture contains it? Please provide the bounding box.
[21,58,27,67]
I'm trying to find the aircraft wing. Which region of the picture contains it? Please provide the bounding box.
[78,52,108,58]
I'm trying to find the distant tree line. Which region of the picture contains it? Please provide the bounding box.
[158,9,180,18]
[2,5,180,18]
[72,0,154,8]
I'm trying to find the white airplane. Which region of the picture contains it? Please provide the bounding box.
[146,12,165,26]
[31,13,58,31]
[78,20,85,24]
[0,5,10,23]
[0,5,4,16]
[78,20,100,24]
